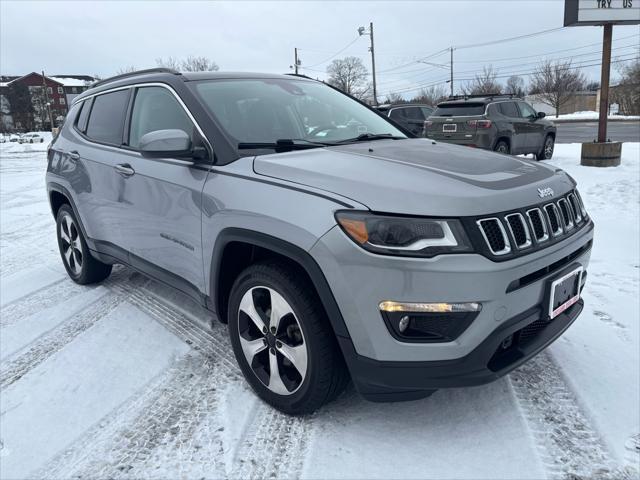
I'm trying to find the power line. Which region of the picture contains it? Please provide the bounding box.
[301,36,362,69]
[454,27,566,50]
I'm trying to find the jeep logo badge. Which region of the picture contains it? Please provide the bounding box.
[538,187,554,198]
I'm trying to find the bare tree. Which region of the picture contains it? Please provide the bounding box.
[411,85,449,105]
[181,56,219,72]
[116,66,137,75]
[505,75,526,97]
[462,66,503,96]
[384,92,405,104]
[326,56,371,100]
[529,60,586,117]
[611,59,639,115]
[156,56,182,70]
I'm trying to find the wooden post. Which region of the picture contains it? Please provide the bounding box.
[597,23,612,143]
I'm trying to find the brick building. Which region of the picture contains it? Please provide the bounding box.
[0,72,95,131]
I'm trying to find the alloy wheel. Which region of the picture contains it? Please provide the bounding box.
[544,137,554,159]
[237,286,308,395]
[59,212,83,275]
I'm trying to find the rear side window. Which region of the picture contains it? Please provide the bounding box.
[128,86,194,148]
[432,103,485,116]
[75,99,92,133]
[389,108,405,120]
[85,89,130,145]
[498,102,519,117]
[404,107,425,120]
[420,106,434,118]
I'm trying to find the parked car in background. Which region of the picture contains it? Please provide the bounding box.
[376,103,434,136]
[9,134,20,142]
[19,133,45,144]
[424,94,557,160]
[0,135,6,143]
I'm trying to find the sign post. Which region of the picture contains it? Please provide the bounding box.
[564,0,640,166]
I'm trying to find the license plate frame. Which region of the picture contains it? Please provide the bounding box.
[548,265,583,319]
[442,123,457,133]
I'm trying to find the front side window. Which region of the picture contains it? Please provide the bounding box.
[190,78,405,149]
[85,89,130,144]
[518,102,537,118]
[128,86,194,148]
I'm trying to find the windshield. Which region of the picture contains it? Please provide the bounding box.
[190,78,406,150]
[432,103,486,117]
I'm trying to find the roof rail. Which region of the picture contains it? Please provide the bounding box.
[91,68,181,88]
[447,93,519,101]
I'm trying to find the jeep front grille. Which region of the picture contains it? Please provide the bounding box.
[477,218,511,255]
[475,190,589,259]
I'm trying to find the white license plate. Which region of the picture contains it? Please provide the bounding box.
[548,266,583,319]
[443,124,457,133]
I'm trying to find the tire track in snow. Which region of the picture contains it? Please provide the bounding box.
[509,351,627,479]
[39,354,229,480]
[0,272,147,389]
[126,283,312,479]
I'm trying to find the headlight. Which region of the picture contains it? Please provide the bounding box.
[335,211,473,257]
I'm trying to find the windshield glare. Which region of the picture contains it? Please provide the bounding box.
[190,78,406,148]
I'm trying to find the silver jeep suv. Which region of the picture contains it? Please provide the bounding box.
[46,69,594,414]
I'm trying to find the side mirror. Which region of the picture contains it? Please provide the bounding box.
[537,111,546,119]
[139,129,193,158]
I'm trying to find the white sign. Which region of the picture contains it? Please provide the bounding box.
[565,0,640,25]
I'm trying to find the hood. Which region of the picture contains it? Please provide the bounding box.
[253,138,574,216]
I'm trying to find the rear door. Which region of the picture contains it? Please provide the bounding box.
[497,101,527,153]
[71,89,132,253]
[116,85,209,293]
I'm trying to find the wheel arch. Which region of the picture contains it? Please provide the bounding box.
[209,228,351,341]
[47,182,95,250]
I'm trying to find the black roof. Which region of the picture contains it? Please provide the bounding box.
[376,103,433,110]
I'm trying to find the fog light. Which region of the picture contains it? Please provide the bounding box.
[398,315,410,333]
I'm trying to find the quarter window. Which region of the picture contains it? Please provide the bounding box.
[128,86,194,148]
[85,89,130,144]
[76,99,92,133]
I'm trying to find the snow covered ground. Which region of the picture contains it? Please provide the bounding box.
[551,111,640,122]
[0,141,638,479]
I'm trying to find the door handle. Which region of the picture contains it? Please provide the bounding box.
[115,163,135,177]
[68,151,80,161]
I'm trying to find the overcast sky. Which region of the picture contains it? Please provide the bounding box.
[1,0,638,98]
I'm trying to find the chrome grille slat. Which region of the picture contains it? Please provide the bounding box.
[505,213,532,249]
[476,190,588,257]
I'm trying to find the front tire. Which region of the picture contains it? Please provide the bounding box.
[228,261,349,415]
[56,204,112,284]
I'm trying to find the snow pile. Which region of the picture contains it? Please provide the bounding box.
[552,111,640,122]
[0,141,638,479]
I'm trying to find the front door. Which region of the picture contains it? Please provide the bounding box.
[117,85,210,294]
[517,101,544,152]
[497,101,527,154]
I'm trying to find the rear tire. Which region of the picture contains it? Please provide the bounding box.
[56,204,112,284]
[228,261,349,415]
[536,135,554,160]
[494,140,510,154]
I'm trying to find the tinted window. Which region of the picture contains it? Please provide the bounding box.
[85,90,130,144]
[498,102,519,117]
[432,103,485,116]
[75,99,92,133]
[486,104,499,116]
[129,87,194,148]
[389,108,405,120]
[420,106,434,118]
[518,102,537,118]
[404,107,425,120]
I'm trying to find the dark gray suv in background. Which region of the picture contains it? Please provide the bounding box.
[46,70,592,414]
[424,94,557,159]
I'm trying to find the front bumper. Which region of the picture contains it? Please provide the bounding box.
[339,299,583,401]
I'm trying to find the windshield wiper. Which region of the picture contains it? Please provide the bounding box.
[238,138,330,152]
[333,133,406,144]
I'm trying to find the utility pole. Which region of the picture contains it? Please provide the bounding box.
[294,48,299,75]
[41,70,54,132]
[597,24,612,143]
[450,47,454,97]
[358,22,378,105]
